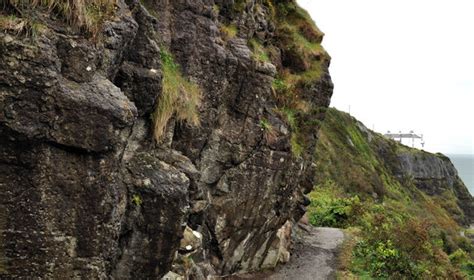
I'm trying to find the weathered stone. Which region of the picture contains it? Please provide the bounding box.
[115,62,161,116]
[112,152,189,279]
[162,271,184,280]
[179,226,203,252]
[396,151,474,224]
[0,0,333,279]
[0,135,126,279]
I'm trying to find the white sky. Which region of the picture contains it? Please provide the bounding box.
[298,0,474,155]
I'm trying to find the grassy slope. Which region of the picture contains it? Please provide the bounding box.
[309,108,474,279]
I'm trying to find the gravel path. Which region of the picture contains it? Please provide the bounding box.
[228,226,345,280]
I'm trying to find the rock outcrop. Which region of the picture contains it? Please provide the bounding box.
[0,0,333,278]
[395,151,474,224]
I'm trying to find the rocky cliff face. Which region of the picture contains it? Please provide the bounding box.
[395,151,474,224]
[0,0,332,278]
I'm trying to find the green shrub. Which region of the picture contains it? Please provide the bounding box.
[308,188,363,228]
[354,239,419,279]
[352,214,461,279]
[461,261,474,277]
[449,249,469,266]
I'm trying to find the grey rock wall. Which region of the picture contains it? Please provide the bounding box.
[396,151,474,224]
[0,0,333,278]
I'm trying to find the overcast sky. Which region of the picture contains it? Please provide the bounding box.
[298,0,474,155]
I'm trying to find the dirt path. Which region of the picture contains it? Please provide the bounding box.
[230,226,345,280]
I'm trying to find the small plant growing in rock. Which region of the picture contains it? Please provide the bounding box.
[272,78,288,93]
[152,49,202,141]
[212,4,220,15]
[219,23,238,41]
[132,194,143,206]
[249,38,270,63]
[0,14,44,37]
[274,107,305,157]
[259,118,272,131]
[260,118,277,143]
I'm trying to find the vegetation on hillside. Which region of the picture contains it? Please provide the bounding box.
[0,0,115,36]
[308,108,474,279]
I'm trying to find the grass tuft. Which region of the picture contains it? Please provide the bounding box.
[290,134,303,157]
[1,0,116,36]
[259,118,277,143]
[249,38,270,63]
[152,49,202,141]
[219,23,238,41]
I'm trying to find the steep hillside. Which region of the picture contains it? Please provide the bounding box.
[309,108,474,278]
[0,0,332,279]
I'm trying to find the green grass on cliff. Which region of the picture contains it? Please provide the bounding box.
[248,38,270,63]
[308,108,474,279]
[266,1,328,157]
[152,49,201,142]
[0,14,45,37]
[219,23,238,41]
[1,0,115,36]
[271,1,327,82]
[216,1,327,158]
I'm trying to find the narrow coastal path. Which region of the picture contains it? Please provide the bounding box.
[231,226,345,280]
